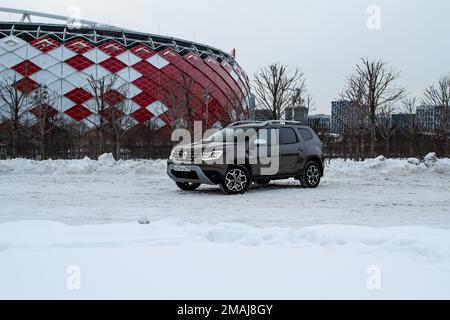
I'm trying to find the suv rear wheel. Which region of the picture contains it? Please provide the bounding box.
[176,182,201,191]
[299,161,321,188]
[220,166,251,195]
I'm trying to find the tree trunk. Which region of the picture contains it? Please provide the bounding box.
[348,138,353,160]
[370,109,376,158]
[444,137,449,158]
[40,135,45,160]
[385,139,390,157]
[115,137,120,160]
[409,137,414,158]
[360,135,365,161]
[98,128,104,156]
[11,124,18,159]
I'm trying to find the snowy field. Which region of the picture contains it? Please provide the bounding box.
[0,154,449,228]
[0,154,450,299]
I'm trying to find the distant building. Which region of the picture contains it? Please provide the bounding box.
[417,106,435,132]
[253,109,273,121]
[285,106,309,125]
[307,114,331,131]
[416,105,449,133]
[391,113,415,130]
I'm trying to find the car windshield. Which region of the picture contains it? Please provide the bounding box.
[204,128,257,143]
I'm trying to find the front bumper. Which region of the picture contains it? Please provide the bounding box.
[167,163,216,185]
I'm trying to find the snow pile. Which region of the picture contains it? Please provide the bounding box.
[0,154,167,176]
[328,153,450,175]
[407,158,421,166]
[0,153,449,177]
[1,220,450,299]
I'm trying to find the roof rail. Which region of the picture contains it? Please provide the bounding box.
[227,120,305,128]
[261,120,303,126]
[227,121,263,127]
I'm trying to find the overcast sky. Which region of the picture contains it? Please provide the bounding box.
[1,0,450,114]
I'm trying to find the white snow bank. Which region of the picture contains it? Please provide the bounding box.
[0,154,167,175]
[328,154,450,175]
[0,153,449,176]
[1,220,449,299]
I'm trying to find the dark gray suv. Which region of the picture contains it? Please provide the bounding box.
[167,120,325,195]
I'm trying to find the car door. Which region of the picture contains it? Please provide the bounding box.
[251,127,278,176]
[278,127,301,174]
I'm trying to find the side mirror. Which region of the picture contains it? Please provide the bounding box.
[254,139,267,146]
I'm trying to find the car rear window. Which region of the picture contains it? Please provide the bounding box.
[299,128,313,141]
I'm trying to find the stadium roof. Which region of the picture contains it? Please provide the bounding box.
[0,7,235,61]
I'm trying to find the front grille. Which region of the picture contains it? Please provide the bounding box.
[171,170,199,180]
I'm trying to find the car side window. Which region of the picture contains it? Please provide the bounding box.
[279,128,298,145]
[299,128,313,141]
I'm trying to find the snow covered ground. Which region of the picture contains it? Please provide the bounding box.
[0,154,449,228]
[1,220,450,299]
[0,154,449,299]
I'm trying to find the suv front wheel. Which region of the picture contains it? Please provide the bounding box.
[299,161,321,188]
[220,166,251,195]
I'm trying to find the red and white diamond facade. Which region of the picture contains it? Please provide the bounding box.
[0,23,251,129]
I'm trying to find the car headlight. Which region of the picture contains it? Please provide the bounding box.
[169,149,177,161]
[170,148,185,162]
[202,150,222,161]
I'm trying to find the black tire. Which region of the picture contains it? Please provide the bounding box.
[256,179,271,185]
[176,182,201,191]
[220,166,252,195]
[299,161,321,189]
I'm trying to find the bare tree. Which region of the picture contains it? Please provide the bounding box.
[64,120,89,159]
[303,93,316,114]
[254,63,308,120]
[86,74,122,155]
[378,103,398,156]
[24,85,63,159]
[101,90,135,160]
[342,73,370,159]
[352,58,405,157]
[401,97,422,156]
[0,75,31,158]
[422,74,450,155]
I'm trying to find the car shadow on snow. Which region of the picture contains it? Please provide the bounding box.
[177,182,305,195]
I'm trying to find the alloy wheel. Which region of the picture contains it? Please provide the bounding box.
[306,164,320,187]
[225,168,248,192]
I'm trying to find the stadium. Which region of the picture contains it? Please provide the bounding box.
[0,8,251,133]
